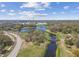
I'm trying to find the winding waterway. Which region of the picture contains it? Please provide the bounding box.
[20,25,57,57]
[44,35,57,57]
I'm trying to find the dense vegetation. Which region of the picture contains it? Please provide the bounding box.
[48,23,79,34]
[1,20,79,56]
[0,33,13,55]
[25,30,50,45]
[17,30,51,57]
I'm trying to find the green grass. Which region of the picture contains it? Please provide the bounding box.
[56,32,64,57]
[56,32,76,57]
[17,43,46,57]
[56,46,61,57]
[17,31,51,57]
[56,32,64,41]
[19,32,28,39]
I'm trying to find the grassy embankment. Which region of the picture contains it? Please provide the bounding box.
[17,31,51,57]
[56,32,77,57]
[56,32,63,57]
[17,30,64,57]
[0,33,15,57]
[17,43,46,57]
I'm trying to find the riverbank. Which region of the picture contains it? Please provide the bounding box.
[17,42,47,57]
[17,30,52,57]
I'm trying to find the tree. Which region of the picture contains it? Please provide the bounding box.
[25,30,49,45]
[76,40,79,48]
[14,24,23,31]
[0,34,14,54]
[65,34,74,46]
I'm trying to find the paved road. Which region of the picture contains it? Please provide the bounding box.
[4,31,22,57]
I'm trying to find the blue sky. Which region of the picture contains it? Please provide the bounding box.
[0,2,79,20]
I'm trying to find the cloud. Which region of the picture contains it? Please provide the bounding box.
[20,2,50,9]
[52,12,56,15]
[0,9,6,12]
[34,13,48,16]
[19,11,48,20]
[19,11,47,16]
[35,8,45,11]
[19,11,34,16]
[0,4,5,7]
[77,6,79,9]
[8,13,15,16]
[63,6,70,9]
[10,10,15,12]
[61,11,66,14]
[19,15,28,20]
[19,11,34,20]
[20,2,38,8]
[41,2,50,7]
[18,11,36,20]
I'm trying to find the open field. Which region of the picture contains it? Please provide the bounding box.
[17,42,46,57]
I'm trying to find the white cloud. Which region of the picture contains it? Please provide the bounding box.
[0,4,5,7]
[19,11,34,20]
[19,11,47,16]
[77,6,79,9]
[19,15,29,20]
[8,13,15,16]
[20,2,50,9]
[34,13,48,16]
[0,9,6,12]
[19,11,48,20]
[20,2,38,8]
[19,11,36,20]
[41,2,50,7]
[61,11,65,14]
[10,10,15,12]
[63,6,70,9]
[52,12,56,14]
[35,8,45,11]
[19,11,34,16]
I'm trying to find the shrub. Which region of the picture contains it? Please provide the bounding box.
[72,49,79,57]
[76,40,79,48]
[65,34,74,46]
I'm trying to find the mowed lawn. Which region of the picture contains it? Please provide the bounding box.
[17,43,46,57]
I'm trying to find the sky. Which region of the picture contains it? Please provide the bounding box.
[0,2,79,20]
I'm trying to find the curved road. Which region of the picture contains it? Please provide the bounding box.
[4,31,22,57]
[4,29,56,57]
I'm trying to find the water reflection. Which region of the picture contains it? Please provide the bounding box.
[20,25,57,57]
[36,25,47,32]
[44,35,57,57]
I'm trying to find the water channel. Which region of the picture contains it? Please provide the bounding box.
[20,25,57,57]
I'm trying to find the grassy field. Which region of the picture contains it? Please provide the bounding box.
[17,31,51,57]
[17,43,46,57]
[19,32,28,39]
[56,32,78,57]
[56,32,62,57]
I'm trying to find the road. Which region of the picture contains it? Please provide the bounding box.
[4,31,22,57]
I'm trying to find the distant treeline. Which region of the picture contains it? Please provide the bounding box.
[0,20,79,24]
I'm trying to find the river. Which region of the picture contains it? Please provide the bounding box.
[44,35,57,57]
[20,25,57,57]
